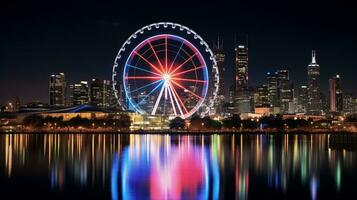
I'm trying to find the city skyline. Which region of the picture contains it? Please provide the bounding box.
[3,48,354,118]
[1,0,357,104]
[0,45,354,106]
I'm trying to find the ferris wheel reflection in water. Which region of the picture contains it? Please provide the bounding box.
[111,135,220,200]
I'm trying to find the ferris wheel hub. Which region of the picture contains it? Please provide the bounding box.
[163,73,171,82]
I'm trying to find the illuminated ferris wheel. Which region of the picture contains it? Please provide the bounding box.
[112,22,219,118]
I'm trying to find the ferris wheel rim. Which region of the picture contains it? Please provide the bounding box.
[112,22,219,118]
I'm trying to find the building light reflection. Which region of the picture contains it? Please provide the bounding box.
[0,133,356,198]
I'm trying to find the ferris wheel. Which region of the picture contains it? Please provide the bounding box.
[112,22,219,119]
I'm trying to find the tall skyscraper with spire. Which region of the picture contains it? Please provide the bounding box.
[212,35,226,115]
[213,36,225,96]
[307,50,322,115]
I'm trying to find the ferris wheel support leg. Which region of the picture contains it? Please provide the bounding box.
[169,83,184,117]
[151,83,165,115]
[167,85,177,116]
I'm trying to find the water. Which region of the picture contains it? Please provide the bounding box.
[0,133,356,199]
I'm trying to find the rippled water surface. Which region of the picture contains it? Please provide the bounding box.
[0,133,356,199]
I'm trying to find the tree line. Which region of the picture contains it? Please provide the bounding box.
[22,114,131,129]
[170,114,311,131]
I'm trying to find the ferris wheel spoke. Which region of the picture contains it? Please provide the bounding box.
[147,40,165,73]
[127,64,161,76]
[171,80,203,100]
[171,77,208,83]
[164,83,168,100]
[168,40,184,74]
[151,82,166,115]
[134,51,164,74]
[129,79,162,93]
[167,84,177,116]
[169,83,188,114]
[169,52,198,75]
[171,65,206,77]
[125,76,161,80]
[168,83,185,116]
[137,80,164,105]
[165,35,168,73]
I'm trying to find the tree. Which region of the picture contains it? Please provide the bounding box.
[67,115,91,128]
[346,114,357,122]
[260,115,284,130]
[207,119,222,130]
[23,114,44,128]
[116,113,132,129]
[44,116,64,127]
[189,114,204,130]
[169,117,185,130]
[283,118,309,129]
[222,114,241,129]
[241,119,258,129]
[186,116,223,130]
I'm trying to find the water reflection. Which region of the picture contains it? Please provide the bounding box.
[1,133,357,199]
[114,135,217,200]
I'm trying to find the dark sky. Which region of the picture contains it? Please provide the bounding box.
[1,0,357,105]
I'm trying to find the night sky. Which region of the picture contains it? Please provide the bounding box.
[1,0,356,105]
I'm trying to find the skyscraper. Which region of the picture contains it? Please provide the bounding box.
[88,79,118,108]
[222,85,235,117]
[254,84,269,107]
[213,37,225,96]
[266,70,294,114]
[297,85,308,113]
[90,79,104,107]
[71,81,89,105]
[267,72,279,108]
[343,93,355,114]
[233,44,251,113]
[321,92,329,115]
[307,50,322,115]
[13,96,21,112]
[49,73,66,107]
[103,80,118,109]
[277,70,294,114]
[234,45,248,94]
[213,37,226,115]
[329,74,343,113]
